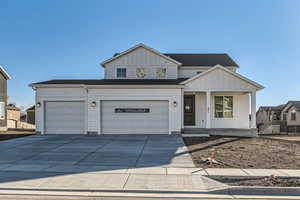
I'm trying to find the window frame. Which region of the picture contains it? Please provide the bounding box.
[214,96,233,118]
[116,68,127,78]
[282,113,287,121]
[291,111,296,121]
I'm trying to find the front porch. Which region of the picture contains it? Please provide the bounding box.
[179,65,263,137]
[182,91,257,137]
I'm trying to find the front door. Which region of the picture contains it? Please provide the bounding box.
[184,95,195,126]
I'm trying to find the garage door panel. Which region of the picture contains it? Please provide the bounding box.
[45,101,84,134]
[102,101,169,134]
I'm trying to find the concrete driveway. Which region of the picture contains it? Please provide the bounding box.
[0,134,194,170]
[0,134,228,195]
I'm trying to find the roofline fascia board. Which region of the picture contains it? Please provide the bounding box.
[29,84,85,88]
[0,66,11,80]
[100,43,182,67]
[85,85,184,89]
[29,84,184,89]
[180,64,264,90]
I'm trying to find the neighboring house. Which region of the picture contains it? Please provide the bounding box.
[0,66,11,131]
[256,105,285,134]
[30,44,264,136]
[6,104,21,129]
[281,101,300,133]
[25,105,35,125]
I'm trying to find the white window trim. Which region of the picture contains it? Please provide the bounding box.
[291,110,296,121]
[116,67,127,79]
[213,96,234,119]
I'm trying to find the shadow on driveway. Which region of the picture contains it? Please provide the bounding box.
[0,134,196,186]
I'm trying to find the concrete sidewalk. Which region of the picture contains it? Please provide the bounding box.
[0,170,227,192]
[1,164,299,177]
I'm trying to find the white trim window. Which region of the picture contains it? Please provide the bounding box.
[156,68,166,78]
[116,68,127,78]
[283,113,287,121]
[291,111,296,121]
[0,102,5,120]
[214,96,233,118]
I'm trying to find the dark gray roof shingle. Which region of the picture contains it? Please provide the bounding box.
[31,79,188,85]
[163,53,238,67]
[286,101,300,111]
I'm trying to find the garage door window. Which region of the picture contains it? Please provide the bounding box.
[115,108,150,113]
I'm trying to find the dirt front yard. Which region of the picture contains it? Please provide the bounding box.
[212,177,300,187]
[183,136,300,169]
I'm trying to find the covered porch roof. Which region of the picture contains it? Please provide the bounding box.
[180,65,264,92]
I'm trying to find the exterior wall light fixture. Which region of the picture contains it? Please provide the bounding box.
[91,101,97,108]
[173,101,177,107]
[36,102,41,108]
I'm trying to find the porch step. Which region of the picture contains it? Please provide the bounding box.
[182,128,210,137]
[182,128,257,137]
[182,133,210,137]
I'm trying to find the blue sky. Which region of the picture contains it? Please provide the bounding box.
[0,0,299,109]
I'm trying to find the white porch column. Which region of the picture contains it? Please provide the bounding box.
[250,91,256,129]
[206,91,211,128]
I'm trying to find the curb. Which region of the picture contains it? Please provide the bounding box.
[0,186,300,198]
[227,186,300,196]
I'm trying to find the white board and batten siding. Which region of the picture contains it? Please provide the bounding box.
[185,92,250,129]
[183,68,256,129]
[35,87,182,135]
[211,92,250,129]
[184,68,257,92]
[104,47,178,79]
[87,88,182,134]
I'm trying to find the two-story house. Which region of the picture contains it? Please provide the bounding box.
[30,44,264,136]
[281,101,300,133]
[0,66,11,131]
[256,105,285,134]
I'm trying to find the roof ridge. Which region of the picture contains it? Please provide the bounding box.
[164,53,228,55]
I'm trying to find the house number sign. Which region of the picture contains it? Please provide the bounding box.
[115,108,150,113]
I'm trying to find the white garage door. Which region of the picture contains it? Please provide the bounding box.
[101,100,169,134]
[45,101,85,134]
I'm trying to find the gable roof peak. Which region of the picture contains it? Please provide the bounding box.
[0,66,11,80]
[180,64,264,90]
[101,43,182,67]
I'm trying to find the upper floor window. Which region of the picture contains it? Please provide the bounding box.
[283,113,287,120]
[116,68,126,78]
[136,68,147,78]
[156,68,166,78]
[291,111,296,121]
[215,96,233,118]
